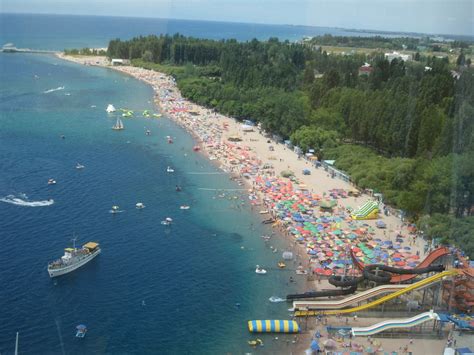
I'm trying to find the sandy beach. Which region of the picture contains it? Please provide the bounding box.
[56,54,452,354]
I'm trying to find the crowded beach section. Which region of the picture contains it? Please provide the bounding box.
[57,54,470,354]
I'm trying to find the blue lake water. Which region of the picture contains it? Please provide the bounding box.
[0,51,308,353]
[0,13,356,353]
[0,13,410,51]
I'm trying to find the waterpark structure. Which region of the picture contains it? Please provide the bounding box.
[351,311,440,337]
[351,200,379,220]
[285,247,474,340]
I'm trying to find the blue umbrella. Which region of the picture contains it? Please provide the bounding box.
[404,246,411,250]
[311,340,320,351]
[392,257,401,261]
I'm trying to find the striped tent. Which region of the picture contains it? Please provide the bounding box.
[248,320,299,333]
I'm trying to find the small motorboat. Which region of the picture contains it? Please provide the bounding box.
[175,185,182,192]
[269,296,286,303]
[110,205,121,214]
[278,261,286,268]
[136,202,145,209]
[48,179,57,185]
[166,166,174,173]
[167,136,173,144]
[248,338,263,347]
[161,217,173,225]
[259,210,269,214]
[261,235,271,241]
[145,129,151,136]
[75,324,87,338]
[180,205,190,210]
[296,268,308,275]
[255,265,267,274]
[76,163,85,169]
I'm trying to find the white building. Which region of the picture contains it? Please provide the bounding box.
[384,51,412,62]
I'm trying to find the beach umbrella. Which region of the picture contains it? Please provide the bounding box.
[365,346,375,354]
[404,246,411,250]
[323,339,337,348]
[310,340,320,351]
[314,268,325,274]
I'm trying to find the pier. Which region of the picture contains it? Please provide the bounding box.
[1,44,56,54]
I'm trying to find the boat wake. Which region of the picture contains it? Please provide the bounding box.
[0,194,54,207]
[43,86,65,94]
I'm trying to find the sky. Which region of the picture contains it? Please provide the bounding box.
[1,0,473,36]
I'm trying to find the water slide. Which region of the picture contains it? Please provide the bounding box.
[294,270,458,316]
[286,285,357,301]
[292,284,407,310]
[351,246,450,283]
[351,200,379,220]
[351,311,439,337]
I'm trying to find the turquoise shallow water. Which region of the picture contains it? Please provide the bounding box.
[0,53,305,354]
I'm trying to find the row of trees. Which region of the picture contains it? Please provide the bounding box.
[64,47,106,56]
[108,35,473,256]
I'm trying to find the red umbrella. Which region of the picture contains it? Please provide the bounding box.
[323,269,332,276]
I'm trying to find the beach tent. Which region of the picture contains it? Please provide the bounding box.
[376,220,386,228]
[228,135,242,142]
[281,170,294,178]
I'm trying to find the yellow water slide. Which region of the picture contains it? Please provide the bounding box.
[294,269,458,316]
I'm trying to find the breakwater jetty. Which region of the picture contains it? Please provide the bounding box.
[1,43,56,54]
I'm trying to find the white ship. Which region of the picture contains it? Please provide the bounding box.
[47,241,101,277]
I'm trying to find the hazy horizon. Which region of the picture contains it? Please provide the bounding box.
[1,12,472,40]
[1,0,473,37]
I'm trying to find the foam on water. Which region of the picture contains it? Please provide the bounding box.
[43,86,65,94]
[0,194,54,207]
